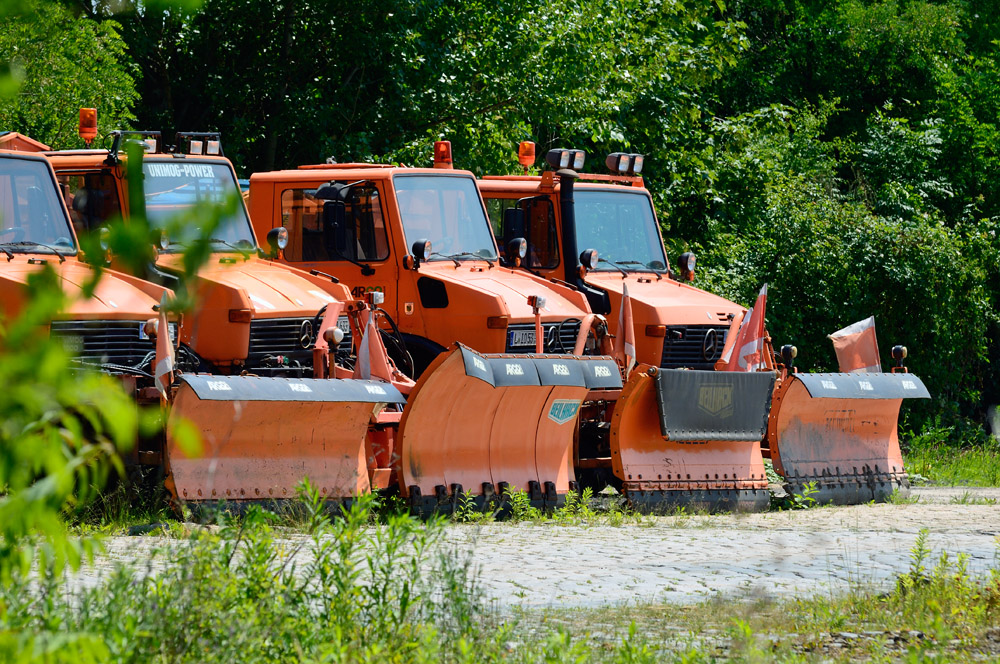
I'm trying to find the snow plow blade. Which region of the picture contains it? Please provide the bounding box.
[768,372,931,505]
[399,345,621,514]
[166,374,406,503]
[610,367,776,513]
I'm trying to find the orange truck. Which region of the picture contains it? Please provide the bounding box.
[478,145,931,505]
[0,149,172,467]
[244,148,598,377]
[44,130,356,377]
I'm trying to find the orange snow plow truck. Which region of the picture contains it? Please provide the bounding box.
[42,122,619,513]
[245,143,775,512]
[478,145,930,506]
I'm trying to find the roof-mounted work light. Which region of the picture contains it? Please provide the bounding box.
[545,148,585,171]
[605,152,645,175]
[175,132,224,156]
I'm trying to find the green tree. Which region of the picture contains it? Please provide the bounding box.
[110,0,743,175]
[0,0,138,149]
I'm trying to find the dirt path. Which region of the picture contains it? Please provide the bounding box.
[87,486,1000,609]
[442,486,1000,607]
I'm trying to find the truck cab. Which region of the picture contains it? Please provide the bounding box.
[43,132,354,376]
[0,150,170,367]
[247,155,594,375]
[478,150,744,372]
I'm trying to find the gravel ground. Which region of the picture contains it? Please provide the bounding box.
[83,485,1000,609]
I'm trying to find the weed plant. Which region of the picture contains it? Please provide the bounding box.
[449,486,651,527]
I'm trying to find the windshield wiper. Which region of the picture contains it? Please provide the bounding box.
[617,259,665,280]
[436,251,496,268]
[208,238,255,253]
[429,252,461,267]
[0,245,12,261]
[597,257,628,278]
[0,241,68,263]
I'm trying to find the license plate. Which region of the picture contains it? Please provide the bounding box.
[509,329,535,347]
[139,321,176,341]
[337,316,351,333]
[60,335,83,354]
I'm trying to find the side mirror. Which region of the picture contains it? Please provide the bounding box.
[266,227,288,259]
[506,237,527,266]
[315,182,347,201]
[502,207,526,246]
[72,190,88,214]
[411,238,431,268]
[322,201,347,256]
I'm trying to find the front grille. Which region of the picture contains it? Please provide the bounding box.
[50,320,153,368]
[506,319,582,354]
[660,325,729,370]
[248,315,352,367]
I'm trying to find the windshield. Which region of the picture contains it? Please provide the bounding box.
[0,156,78,254]
[575,190,667,271]
[143,160,257,251]
[394,174,498,261]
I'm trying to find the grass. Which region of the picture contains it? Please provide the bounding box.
[6,481,1000,663]
[450,485,658,526]
[903,428,1000,487]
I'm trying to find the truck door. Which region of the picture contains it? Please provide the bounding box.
[277,181,400,318]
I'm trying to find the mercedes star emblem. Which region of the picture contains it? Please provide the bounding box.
[298,319,315,349]
[702,328,719,361]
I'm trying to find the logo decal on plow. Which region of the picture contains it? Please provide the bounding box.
[548,399,581,425]
[697,384,734,418]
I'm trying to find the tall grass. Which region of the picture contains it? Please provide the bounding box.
[0,483,668,663]
[4,487,1000,662]
[904,427,1000,486]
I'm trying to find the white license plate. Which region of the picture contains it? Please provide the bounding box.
[337,316,351,333]
[139,321,177,341]
[509,330,536,347]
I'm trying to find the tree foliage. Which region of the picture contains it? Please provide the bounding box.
[0,0,138,148]
[3,0,1000,455]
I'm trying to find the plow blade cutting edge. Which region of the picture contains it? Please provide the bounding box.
[166,374,406,503]
[399,345,622,514]
[610,367,776,513]
[767,372,930,505]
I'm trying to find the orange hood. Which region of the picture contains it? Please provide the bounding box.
[158,254,343,318]
[420,262,590,321]
[584,271,743,326]
[0,258,163,321]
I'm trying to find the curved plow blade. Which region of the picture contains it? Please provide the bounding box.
[398,345,621,514]
[768,372,930,505]
[166,374,405,503]
[610,368,776,513]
